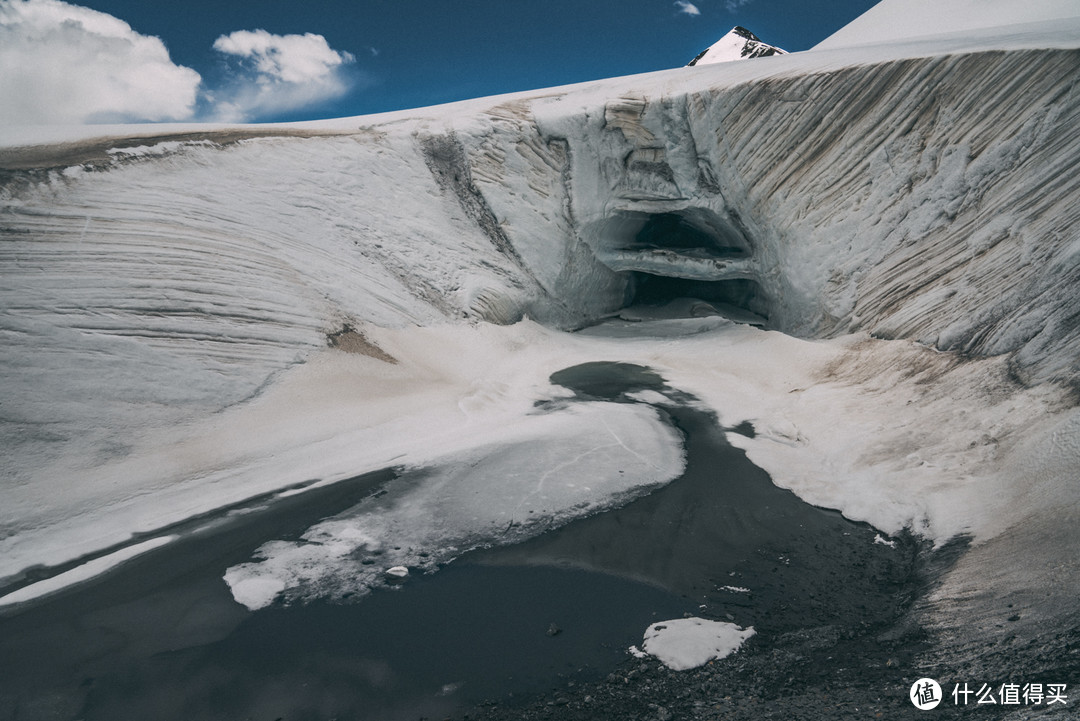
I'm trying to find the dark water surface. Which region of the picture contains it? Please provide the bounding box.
[491,361,916,636]
[0,361,916,721]
[2,565,692,721]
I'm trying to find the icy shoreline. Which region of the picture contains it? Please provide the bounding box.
[0,364,925,719]
[3,317,1073,605]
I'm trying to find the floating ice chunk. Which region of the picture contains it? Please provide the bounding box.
[639,617,755,671]
[225,574,288,611]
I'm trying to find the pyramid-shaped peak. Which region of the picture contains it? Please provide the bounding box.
[687,26,787,66]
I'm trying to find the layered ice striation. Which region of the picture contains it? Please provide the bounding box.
[526,50,1080,385]
[1,12,1080,613]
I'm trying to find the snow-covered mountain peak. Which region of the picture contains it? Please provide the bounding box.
[687,26,787,66]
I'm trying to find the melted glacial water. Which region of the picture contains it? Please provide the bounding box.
[0,362,918,721]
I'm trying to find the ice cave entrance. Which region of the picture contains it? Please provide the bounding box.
[599,210,768,326]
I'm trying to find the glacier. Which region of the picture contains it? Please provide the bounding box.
[1,1,1079,703]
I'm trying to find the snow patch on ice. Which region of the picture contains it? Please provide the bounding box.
[639,617,755,671]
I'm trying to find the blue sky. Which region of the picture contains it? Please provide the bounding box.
[0,0,879,125]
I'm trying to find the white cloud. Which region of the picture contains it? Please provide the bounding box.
[725,0,754,11]
[675,1,701,16]
[0,2,361,127]
[0,0,201,126]
[210,29,356,122]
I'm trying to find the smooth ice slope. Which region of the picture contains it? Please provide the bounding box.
[816,0,1080,50]
[1,3,1079,631]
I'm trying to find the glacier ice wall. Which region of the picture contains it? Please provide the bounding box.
[4,50,1078,423]
[513,49,1080,387]
[2,42,1079,581]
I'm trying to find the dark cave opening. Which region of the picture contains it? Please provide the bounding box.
[582,207,769,325]
[625,273,770,323]
[629,212,748,257]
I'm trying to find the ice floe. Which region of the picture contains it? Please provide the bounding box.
[635,617,755,671]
